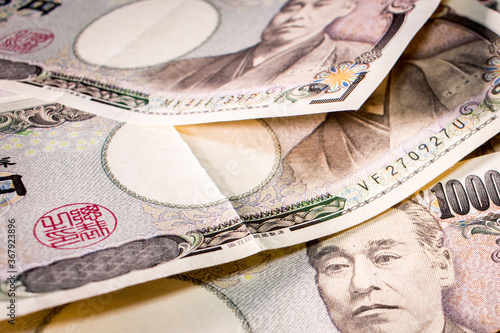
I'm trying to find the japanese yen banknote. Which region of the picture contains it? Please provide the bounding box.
[0,0,499,318]
[0,0,441,125]
[177,150,500,333]
[2,149,500,333]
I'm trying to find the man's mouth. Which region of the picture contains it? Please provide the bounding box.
[352,304,399,317]
[275,25,304,31]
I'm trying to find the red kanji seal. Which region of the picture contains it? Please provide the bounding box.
[0,29,54,55]
[34,203,117,250]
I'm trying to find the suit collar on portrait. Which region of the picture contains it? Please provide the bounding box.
[169,34,371,93]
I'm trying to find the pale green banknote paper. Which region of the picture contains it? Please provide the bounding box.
[0,0,500,316]
[3,150,499,333]
[0,0,441,125]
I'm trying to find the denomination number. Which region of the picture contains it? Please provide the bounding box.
[430,170,500,219]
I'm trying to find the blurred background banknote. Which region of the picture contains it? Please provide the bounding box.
[478,0,500,11]
[0,0,441,125]
[2,147,499,333]
[0,0,499,315]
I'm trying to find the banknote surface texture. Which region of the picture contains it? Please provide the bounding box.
[175,151,500,333]
[2,151,499,332]
[0,0,499,318]
[0,0,439,124]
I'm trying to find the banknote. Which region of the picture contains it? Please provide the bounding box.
[0,0,500,316]
[3,151,499,332]
[0,0,440,125]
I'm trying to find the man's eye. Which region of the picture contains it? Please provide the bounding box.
[323,263,349,276]
[281,4,302,12]
[374,254,400,265]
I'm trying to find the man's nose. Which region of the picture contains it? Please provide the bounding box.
[349,258,381,295]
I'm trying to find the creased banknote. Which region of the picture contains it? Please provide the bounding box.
[0,0,440,125]
[0,0,499,316]
[3,151,499,333]
[175,150,499,333]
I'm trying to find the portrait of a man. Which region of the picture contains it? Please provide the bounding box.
[283,11,495,188]
[306,201,472,333]
[150,0,372,93]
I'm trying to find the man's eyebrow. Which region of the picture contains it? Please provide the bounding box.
[367,239,406,251]
[283,0,304,7]
[311,245,345,262]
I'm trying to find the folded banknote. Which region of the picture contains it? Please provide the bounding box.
[3,148,499,333]
[0,0,500,317]
[0,0,440,125]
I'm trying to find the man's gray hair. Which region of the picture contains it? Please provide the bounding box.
[394,199,445,259]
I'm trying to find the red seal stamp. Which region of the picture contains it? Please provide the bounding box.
[0,29,54,55]
[34,203,117,250]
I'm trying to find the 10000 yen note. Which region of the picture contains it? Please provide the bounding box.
[0,0,440,125]
[0,0,500,316]
[176,151,500,333]
[3,151,499,333]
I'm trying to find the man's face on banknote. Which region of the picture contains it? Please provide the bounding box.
[261,0,356,46]
[308,208,455,333]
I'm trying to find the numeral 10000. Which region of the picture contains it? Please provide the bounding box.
[430,170,500,219]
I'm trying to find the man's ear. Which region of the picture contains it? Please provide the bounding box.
[436,247,455,289]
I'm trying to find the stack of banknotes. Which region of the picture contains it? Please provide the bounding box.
[0,0,499,332]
